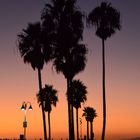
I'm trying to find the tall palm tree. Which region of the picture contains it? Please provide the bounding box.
[54,42,87,140]
[17,22,52,140]
[37,84,58,140]
[41,0,88,139]
[87,2,121,140]
[83,107,97,140]
[71,79,87,140]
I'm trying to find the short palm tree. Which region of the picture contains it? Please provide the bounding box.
[71,79,87,140]
[87,2,121,140]
[41,0,88,139]
[37,84,58,140]
[17,22,52,140]
[83,107,97,140]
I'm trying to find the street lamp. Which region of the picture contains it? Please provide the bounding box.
[21,101,32,140]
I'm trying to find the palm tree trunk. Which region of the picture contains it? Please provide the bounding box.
[87,121,89,140]
[90,121,93,140]
[38,69,47,140]
[76,108,79,140]
[67,78,75,140]
[48,112,51,140]
[70,79,75,140]
[67,78,72,140]
[71,104,75,139]
[101,39,106,140]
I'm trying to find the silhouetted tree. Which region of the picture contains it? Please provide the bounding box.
[41,0,87,139]
[71,79,87,140]
[83,107,97,140]
[87,2,121,140]
[37,84,58,140]
[17,22,52,140]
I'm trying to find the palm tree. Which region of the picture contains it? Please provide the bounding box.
[87,2,121,140]
[17,22,52,140]
[54,41,87,140]
[41,0,88,139]
[71,79,87,140]
[37,84,58,140]
[83,107,97,140]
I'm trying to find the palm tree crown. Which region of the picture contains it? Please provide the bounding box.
[71,79,87,108]
[83,107,97,122]
[17,22,45,70]
[37,84,58,112]
[53,44,87,80]
[87,1,121,40]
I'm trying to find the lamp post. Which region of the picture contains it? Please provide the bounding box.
[21,101,32,140]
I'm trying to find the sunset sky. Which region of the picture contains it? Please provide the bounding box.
[0,0,140,139]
